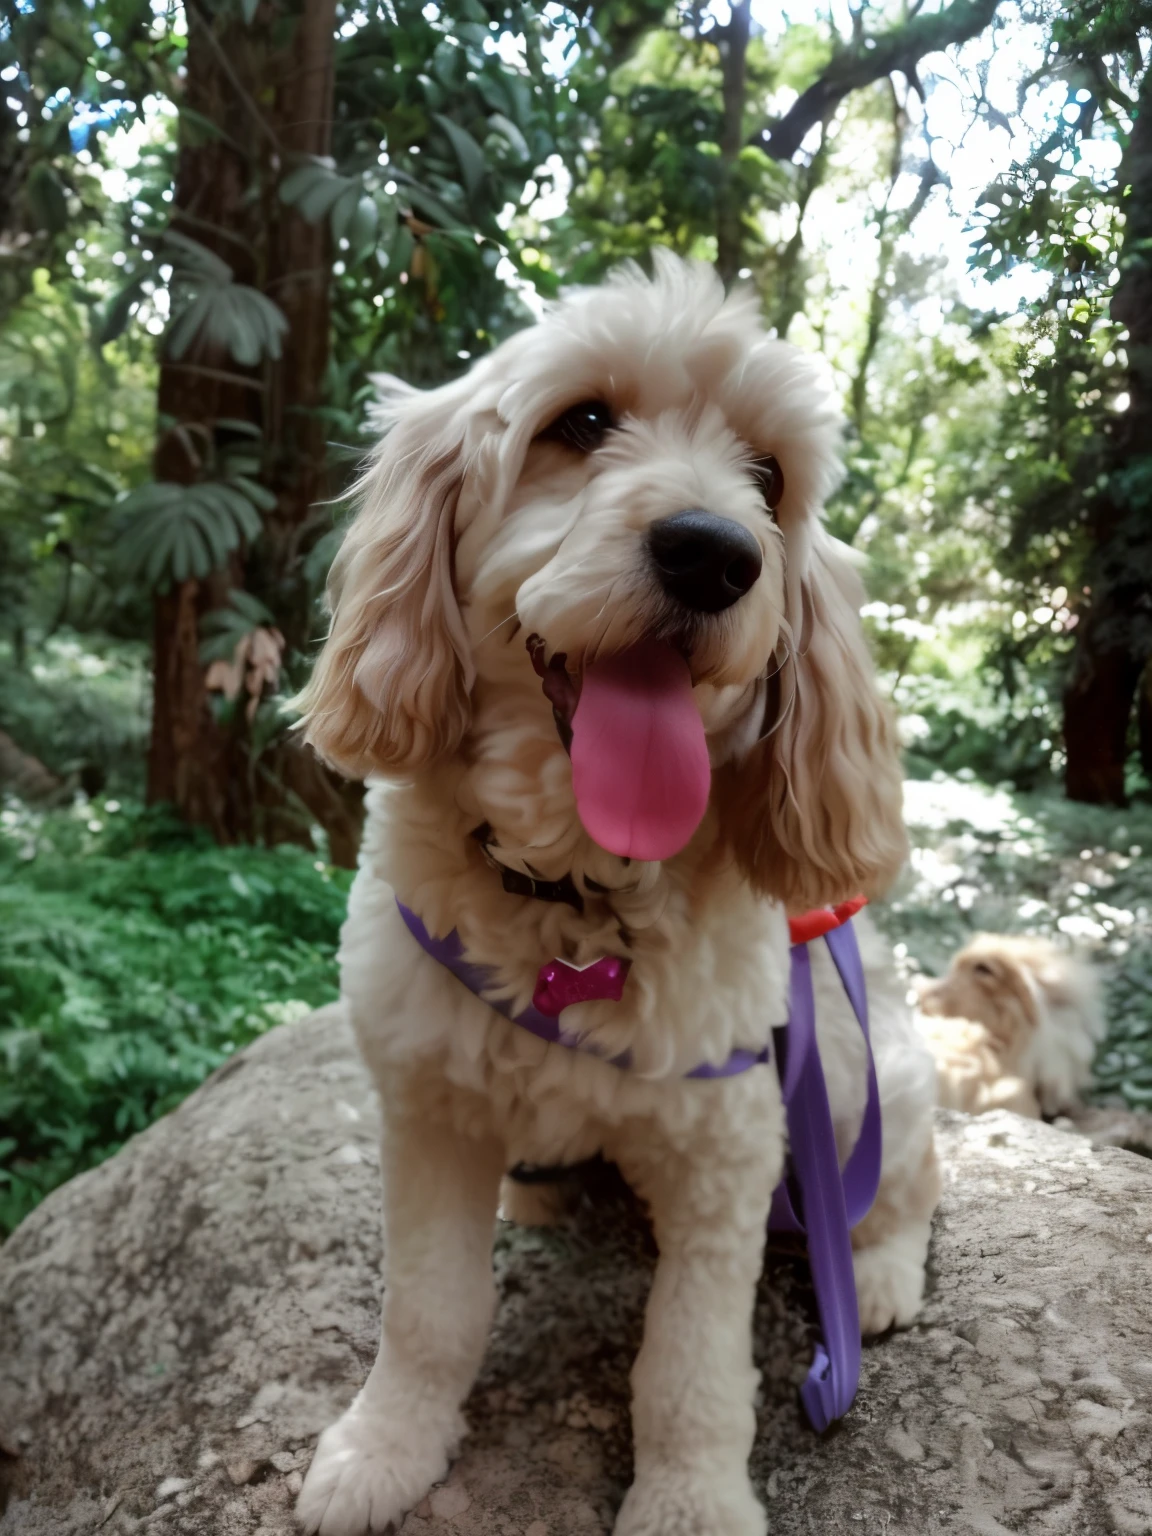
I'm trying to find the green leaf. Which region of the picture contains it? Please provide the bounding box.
[114,478,269,590]
[280,164,319,202]
[347,195,379,262]
[220,289,262,368]
[162,231,233,285]
[386,224,415,277]
[164,293,214,361]
[226,474,278,513]
[487,113,529,162]
[26,164,68,235]
[181,487,242,564]
[281,161,355,225]
[164,283,287,368]
[330,184,360,246]
[395,178,469,232]
[98,275,148,346]
[433,114,488,203]
[172,518,213,582]
[219,452,262,477]
[198,588,278,662]
[226,588,276,625]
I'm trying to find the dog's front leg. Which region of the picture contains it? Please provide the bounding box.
[612,1136,776,1536]
[297,1100,504,1536]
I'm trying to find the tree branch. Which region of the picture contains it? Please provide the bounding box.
[754,0,1003,162]
[715,0,752,287]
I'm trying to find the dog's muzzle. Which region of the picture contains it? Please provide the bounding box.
[647,509,762,614]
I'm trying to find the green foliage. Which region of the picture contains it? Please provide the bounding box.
[314,0,570,393]
[279,161,381,265]
[0,635,150,797]
[895,668,1062,792]
[198,589,278,664]
[0,0,180,318]
[163,233,290,367]
[114,480,266,588]
[539,22,795,281]
[958,10,1152,741]
[0,268,157,644]
[0,798,351,1236]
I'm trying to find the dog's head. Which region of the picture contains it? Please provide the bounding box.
[917,933,1104,1112]
[296,253,907,908]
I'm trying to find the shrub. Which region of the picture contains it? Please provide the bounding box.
[0,635,151,798]
[0,798,351,1235]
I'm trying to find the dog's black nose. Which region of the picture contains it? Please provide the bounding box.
[647,510,763,614]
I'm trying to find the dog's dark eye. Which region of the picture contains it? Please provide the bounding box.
[971,961,995,978]
[750,455,784,512]
[539,400,615,454]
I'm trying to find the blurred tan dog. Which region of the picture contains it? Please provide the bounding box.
[916,934,1104,1118]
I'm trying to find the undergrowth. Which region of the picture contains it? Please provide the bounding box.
[0,635,151,798]
[0,798,351,1236]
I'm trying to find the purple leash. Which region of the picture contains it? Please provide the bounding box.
[395,897,879,1430]
[769,920,881,1430]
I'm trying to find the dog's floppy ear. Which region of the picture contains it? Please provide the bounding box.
[717,531,907,910]
[293,378,474,778]
[989,953,1042,1034]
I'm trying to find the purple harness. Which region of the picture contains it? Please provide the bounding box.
[396,897,881,1432]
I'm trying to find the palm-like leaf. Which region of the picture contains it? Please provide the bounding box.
[199,587,277,663]
[279,159,382,264]
[162,233,288,367]
[115,479,267,589]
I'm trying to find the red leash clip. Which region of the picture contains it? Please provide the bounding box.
[787,895,868,948]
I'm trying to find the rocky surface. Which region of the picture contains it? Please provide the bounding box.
[3,1006,1152,1536]
[1059,1102,1152,1158]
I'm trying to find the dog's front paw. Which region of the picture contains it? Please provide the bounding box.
[853,1221,930,1335]
[296,1399,465,1536]
[614,1468,766,1536]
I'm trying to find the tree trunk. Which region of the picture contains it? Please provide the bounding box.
[146,0,338,845]
[1137,662,1152,788]
[715,0,751,288]
[1064,64,1152,806]
[1063,602,1145,805]
[771,126,828,338]
[145,0,257,836]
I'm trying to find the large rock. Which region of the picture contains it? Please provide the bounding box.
[3,1008,1152,1536]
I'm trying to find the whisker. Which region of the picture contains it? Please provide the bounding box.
[476,610,520,644]
[585,577,631,666]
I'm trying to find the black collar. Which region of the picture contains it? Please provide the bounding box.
[470,823,585,912]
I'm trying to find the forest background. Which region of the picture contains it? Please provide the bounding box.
[1,0,1151,1234]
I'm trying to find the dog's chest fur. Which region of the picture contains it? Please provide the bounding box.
[339,683,794,1166]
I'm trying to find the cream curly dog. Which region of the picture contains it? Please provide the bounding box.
[917,933,1103,1118]
[294,253,940,1536]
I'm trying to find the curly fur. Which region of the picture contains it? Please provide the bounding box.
[292,253,939,1536]
[917,932,1104,1118]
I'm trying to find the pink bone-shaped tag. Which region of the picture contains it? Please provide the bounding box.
[532,955,631,1018]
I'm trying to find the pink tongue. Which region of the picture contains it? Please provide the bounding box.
[570,642,711,862]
